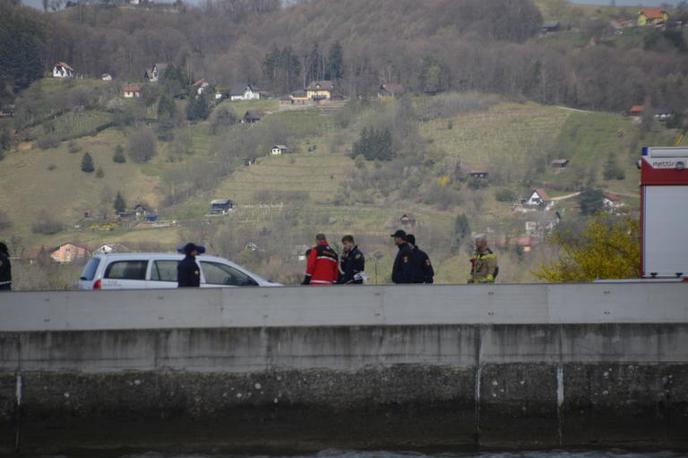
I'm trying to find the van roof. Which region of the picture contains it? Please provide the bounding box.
[90,252,233,264]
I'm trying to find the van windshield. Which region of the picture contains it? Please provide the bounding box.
[80,258,101,281]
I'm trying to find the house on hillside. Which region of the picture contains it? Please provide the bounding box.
[638,8,669,26]
[541,21,561,33]
[52,62,75,79]
[525,188,553,210]
[627,105,644,117]
[551,159,569,168]
[243,111,262,124]
[306,80,334,101]
[654,108,675,122]
[123,83,142,98]
[101,73,113,81]
[378,83,406,98]
[192,79,210,96]
[271,145,289,156]
[230,84,260,101]
[603,192,624,213]
[469,171,489,179]
[50,243,89,263]
[145,63,168,83]
[209,199,234,215]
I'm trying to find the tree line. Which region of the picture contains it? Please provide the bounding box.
[2,0,688,114]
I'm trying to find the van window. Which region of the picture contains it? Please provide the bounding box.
[104,260,148,280]
[80,257,101,281]
[151,260,179,282]
[200,262,258,286]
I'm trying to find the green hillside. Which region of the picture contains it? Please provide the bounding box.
[1,78,682,289]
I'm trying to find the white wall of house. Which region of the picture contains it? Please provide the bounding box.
[231,88,260,101]
[52,66,74,78]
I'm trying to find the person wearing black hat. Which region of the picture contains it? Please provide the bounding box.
[390,230,414,284]
[177,242,204,288]
[0,242,11,291]
[406,234,434,284]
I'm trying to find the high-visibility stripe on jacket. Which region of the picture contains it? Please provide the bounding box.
[469,249,498,283]
[305,241,339,285]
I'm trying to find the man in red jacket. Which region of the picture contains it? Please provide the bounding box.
[302,233,339,285]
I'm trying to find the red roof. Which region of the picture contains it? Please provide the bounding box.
[604,192,621,202]
[639,8,666,20]
[629,105,644,114]
[533,188,551,201]
[123,83,141,92]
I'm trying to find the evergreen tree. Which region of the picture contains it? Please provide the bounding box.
[113,192,126,213]
[81,152,95,173]
[186,93,210,121]
[579,187,604,215]
[453,213,471,251]
[326,42,344,80]
[113,145,126,163]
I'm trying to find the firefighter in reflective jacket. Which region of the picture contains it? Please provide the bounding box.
[302,233,339,285]
[468,234,498,284]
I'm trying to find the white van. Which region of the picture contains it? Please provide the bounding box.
[78,253,281,290]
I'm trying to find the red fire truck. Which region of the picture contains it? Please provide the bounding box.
[640,147,688,279]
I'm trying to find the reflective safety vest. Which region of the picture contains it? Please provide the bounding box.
[469,249,498,283]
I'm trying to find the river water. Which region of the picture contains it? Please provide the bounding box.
[73,450,684,458]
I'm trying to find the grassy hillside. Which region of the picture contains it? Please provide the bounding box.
[0,81,683,288]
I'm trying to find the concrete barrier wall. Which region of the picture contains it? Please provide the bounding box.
[1,283,687,331]
[0,283,687,454]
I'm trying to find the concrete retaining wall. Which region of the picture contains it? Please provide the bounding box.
[0,283,687,454]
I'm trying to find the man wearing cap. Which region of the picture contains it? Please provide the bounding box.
[302,233,339,286]
[468,234,498,284]
[178,242,204,288]
[391,230,414,284]
[407,234,434,284]
[0,242,12,291]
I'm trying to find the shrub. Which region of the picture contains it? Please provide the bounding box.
[113,145,126,163]
[36,134,60,150]
[495,188,516,202]
[67,141,81,154]
[95,167,105,178]
[127,127,157,163]
[209,105,238,134]
[81,152,95,173]
[31,210,64,235]
[47,163,57,171]
[114,192,126,213]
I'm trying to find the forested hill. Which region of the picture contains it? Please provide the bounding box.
[2,0,688,114]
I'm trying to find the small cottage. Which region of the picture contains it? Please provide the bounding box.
[550,159,570,168]
[101,73,113,81]
[603,192,624,213]
[243,111,262,124]
[192,79,210,96]
[209,199,234,215]
[145,63,168,82]
[230,84,260,101]
[628,105,644,117]
[525,188,553,209]
[52,62,75,79]
[638,8,668,26]
[378,83,406,98]
[271,145,289,156]
[306,80,334,101]
[50,243,89,263]
[123,83,142,98]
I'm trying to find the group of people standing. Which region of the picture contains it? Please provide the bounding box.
[300,230,498,286]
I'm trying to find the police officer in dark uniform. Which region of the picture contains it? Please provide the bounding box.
[177,242,205,288]
[407,234,434,284]
[391,230,414,284]
[339,235,365,284]
[0,242,11,291]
